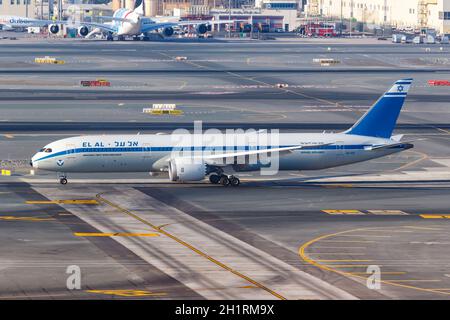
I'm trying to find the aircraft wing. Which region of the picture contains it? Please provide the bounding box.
[95,16,134,23]
[76,21,118,33]
[141,19,247,33]
[195,143,332,166]
[141,22,179,33]
[175,19,247,26]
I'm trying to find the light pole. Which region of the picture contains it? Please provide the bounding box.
[228,0,231,38]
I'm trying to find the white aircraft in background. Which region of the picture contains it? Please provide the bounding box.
[49,0,240,40]
[31,79,414,186]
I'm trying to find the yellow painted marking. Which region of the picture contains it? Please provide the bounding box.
[4,134,14,139]
[86,289,166,297]
[239,285,259,289]
[392,150,429,172]
[368,210,409,215]
[0,216,54,221]
[74,232,159,237]
[420,214,450,219]
[26,199,98,205]
[299,226,450,296]
[323,210,364,215]
[96,193,287,300]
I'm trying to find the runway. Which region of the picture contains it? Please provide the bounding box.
[0,36,449,299]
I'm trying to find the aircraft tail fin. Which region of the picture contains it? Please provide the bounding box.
[345,79,413,138]
[134,0,145,16]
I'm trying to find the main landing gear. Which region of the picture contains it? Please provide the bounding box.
[209,174,240,187]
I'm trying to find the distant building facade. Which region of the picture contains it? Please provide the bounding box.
[0,0,37,18]
[304,0,450,34]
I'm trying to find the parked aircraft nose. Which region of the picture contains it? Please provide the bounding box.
[30,154,39,168]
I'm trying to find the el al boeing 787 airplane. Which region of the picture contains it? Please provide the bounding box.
[31,79,414,186]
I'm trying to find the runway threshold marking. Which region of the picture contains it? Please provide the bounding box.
[96,193,287,300]
[299,227,450,296]
[322,210,410,216]
[322,210,364,215]
[86,289,166,297]
[420,214,450,219]
[25,199,99,205]
[0,216,54,222]
[74,232,160,237]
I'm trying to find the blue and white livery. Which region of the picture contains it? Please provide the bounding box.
[31,79,415,186]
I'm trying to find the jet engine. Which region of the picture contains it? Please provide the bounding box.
[49,24,59,34]
[196,24,208,34]
[163,27,174,37]
[78,26,89,37]
[168,158,206,182]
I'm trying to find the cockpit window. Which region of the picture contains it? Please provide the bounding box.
[39,148,52,153]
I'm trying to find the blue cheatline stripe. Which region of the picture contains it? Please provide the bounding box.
[33,144,406,163]
[395,81,412,85]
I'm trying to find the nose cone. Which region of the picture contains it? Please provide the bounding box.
[30,154,39,168]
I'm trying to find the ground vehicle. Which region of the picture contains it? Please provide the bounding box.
[80,79,111,87]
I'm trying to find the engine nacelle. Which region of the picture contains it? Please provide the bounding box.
[78,26,89,37]
[196,24,208,34]
[168,158,206,182]
[163,27,174,37]
[49,24,59,34]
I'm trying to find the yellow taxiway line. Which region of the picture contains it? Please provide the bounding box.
[0,216,54,222]
[299,227,450,296]
[96,193,287,300]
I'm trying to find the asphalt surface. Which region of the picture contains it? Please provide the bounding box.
[0,36,449,299]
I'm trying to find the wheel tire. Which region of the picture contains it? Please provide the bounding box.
[209,174,220,184]
[230,177,240,187]
[60,178,67,185]
[219,176,230,186]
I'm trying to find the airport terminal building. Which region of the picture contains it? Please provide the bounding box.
[305,0,450,34]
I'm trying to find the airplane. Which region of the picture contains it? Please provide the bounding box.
[31,79,415,186]
[47,0,242,40]
[0,15,53,31]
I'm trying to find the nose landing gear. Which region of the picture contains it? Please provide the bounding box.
[58,173,67,185]
[209,174,240,187]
